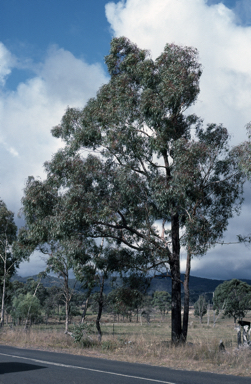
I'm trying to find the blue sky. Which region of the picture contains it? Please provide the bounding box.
[1,0,111,90]
[1,0,251,279]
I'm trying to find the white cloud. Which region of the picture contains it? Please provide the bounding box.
[0,136,19,157]
[0,44,108,216]
[0,43,109,277]
[37,46,107,107]
[0,43,16,86]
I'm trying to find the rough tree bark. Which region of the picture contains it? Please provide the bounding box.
[81,297,89,323]
[96,275,105,342]
[170,213,182,344]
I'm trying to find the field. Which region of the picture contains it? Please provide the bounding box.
[1,310,251,377]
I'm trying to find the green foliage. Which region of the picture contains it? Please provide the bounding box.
[0,200,32,325]
[213,279,251,322]
[72,322,95,346]
[194,295,207,323]
[12,293,41,323]
[43,285,63,317]
[89,292,107,314]
[236,123,251,179]
[107,287,143,319]
[0,200,17,246]
[0,200,19,279]
[69,302,81,317]
[152,291,171,315]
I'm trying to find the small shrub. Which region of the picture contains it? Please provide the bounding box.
[72,322,95,346]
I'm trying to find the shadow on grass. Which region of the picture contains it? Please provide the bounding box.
[0,362,46,374]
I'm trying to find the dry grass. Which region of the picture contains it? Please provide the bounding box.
[1,311,251,377]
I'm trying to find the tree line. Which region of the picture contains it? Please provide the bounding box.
[0,274,172,329]
[1,36,251,344]
[2,271,251,335]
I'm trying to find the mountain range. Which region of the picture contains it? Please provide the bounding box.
[11,274,251,303]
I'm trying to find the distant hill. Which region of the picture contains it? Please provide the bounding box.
[148,274,251,302]
[10,274,111,293]
[10,274,84,291]
[11,273,251,303]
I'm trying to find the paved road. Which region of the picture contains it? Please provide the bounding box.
[0,345,249,384]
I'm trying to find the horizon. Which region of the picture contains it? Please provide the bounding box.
[12,271,251,283]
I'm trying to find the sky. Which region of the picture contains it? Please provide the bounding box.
[1,0,251,280]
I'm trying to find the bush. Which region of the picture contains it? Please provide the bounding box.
[72,322,95,346]
[11,293,41,324]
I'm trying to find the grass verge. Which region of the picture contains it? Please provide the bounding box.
[0,314,251,377]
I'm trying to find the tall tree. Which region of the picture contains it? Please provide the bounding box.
[45,246,74,334]
[0,200,28,326]
[45,37,203,344]
[21,37,245,343]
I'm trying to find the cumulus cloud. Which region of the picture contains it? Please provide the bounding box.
[0,43,108,276]
[0,43,16,86]
[105,0,251,279]
[0,43,108,216]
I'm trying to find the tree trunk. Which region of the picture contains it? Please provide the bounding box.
[207,301,210,326]
[81,297,89,323]
[65,298,69,333]
[64,276,70,334]
[182,248,191,342]
[96,275,104,342]
[0,267,6,327]
[24,274,43,330]
[170,213,182,344]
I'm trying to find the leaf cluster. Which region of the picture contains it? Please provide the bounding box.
[213,279,251,321]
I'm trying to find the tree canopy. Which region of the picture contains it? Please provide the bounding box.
[20,37,246,343]
[0,199,30,326]
[213,279,251,323]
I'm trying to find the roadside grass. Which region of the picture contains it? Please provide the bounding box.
[1,311,251,377]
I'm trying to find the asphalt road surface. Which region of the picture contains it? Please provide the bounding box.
[0,345,250,384]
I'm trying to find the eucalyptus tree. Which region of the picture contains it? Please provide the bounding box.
[45,243,75,334]
[0,200,30,326]
[152,291,171,320]
[169,125,245,340]
[213,279,251,323]
[22,37,245,343]
[194,295,207,324]
[236,123,251,178]
[73,238,118,340]
[20,179,122,339]
[12,293,41,326]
